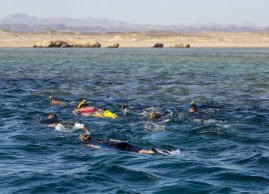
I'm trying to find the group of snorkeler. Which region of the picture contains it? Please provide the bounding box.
[40,112,156,154]
[121,101,197,120]
[41,97,198,155]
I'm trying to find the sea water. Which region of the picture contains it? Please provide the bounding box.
[0,48,269,193]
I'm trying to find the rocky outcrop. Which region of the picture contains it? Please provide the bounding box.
[107,43,119,48]
[72,41,101,48]
[153,42,164,47]
[174,43,190,48]
[33,40,72,48]
[33,40,101,48]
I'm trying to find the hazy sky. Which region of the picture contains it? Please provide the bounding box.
[1,0,268,26]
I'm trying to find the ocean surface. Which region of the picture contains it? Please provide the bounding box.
[0,48,269,193]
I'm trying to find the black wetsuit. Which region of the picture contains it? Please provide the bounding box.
[40,118,60,125]
[104,140,141,152]
[85,139,141,153]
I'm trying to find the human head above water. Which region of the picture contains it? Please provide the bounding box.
[49,96,57,101]
[188,101,197,113]
[77,99,89,109]
[121,104,129,109]
[79,134,91,141]
[150,111,161,119]
[48,113,58,119]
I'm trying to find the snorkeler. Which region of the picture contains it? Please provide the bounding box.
[73,99,98,115]
[188,101,197,113]
[50,96,66,106]
[73,99,118,119]
[79,134,156,154]
[40,113,86,131]
[121,103,130,115]
[142,107,164,120]
[149,111,162,120]
[40,113,60,127]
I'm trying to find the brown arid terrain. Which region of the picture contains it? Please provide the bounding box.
[1,30,269,48]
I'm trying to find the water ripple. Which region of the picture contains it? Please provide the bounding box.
[1,48,269,193]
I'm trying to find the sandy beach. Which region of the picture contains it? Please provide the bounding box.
[1,30,269,47]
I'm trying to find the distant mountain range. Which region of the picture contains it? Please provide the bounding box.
[0,13,268,33]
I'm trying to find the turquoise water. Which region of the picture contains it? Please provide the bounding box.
[1,48,269,193]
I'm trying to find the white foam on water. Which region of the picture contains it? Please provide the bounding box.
[154,148,181,156]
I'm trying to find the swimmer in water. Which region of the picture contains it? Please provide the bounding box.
[73,99,117,119]
[121,104,129,115]
[149,111,162,120]
[143,108,162,120]
[40,113,60,127]
[188,102,197,113]
[40,113,86,131]
[79,134,156,154]
[50,96,66,106]
[72,99,100,116]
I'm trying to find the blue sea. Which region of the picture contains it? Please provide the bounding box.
[1,48,269,193]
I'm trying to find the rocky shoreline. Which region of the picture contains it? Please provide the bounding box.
[1,31,269,48]
[33,40,191,48]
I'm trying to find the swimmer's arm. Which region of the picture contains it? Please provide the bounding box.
[73,109,85,115]
[138,149,156,154]
[48,123,58,128]
[82,127,90,134]
[72,109,78,115]
[86,144,102,149]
